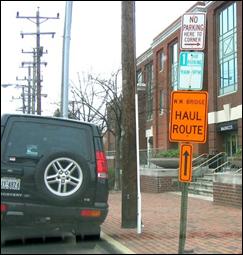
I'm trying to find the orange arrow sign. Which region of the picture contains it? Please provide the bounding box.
[179,144,193,182]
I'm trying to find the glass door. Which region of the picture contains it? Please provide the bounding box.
[224,133,238,156]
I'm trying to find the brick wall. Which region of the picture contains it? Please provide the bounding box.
[141,175,179,193]
[213,182,242,208]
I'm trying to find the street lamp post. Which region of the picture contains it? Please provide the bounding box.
[61,1,73,118]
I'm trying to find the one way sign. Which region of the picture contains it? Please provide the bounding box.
[179,144,193,182]
[180,13,206,50]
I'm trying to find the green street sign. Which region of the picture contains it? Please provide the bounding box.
[178,52,204,90]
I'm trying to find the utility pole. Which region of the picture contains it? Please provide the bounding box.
[16,76,28,113]
[21,48,47,114]
[17,8,59,115]
[32,48,37,114]
[21,51,34,114]
[21,61,46,114]
[27,66,31,114]
[21,86,26,114]
[121,1,137,228]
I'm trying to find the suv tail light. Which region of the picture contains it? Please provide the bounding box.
[96,151,108,179]
[80,209,101,217]
[1,204,7,213]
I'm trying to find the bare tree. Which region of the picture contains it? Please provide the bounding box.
[70,70,122,190]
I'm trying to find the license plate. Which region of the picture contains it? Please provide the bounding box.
[1,177,21,191]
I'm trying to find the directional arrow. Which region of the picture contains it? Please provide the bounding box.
[179,144,193,182]
[184,43,201,46]
[183,150,189,176]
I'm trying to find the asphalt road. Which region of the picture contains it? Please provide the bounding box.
[1,234,122,254]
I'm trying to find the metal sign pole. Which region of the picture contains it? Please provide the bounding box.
[178,182,189,254]
[135,91,142,234]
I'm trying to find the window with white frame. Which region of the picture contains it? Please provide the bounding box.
[170,42,178,90]
[136,70,143,85]
[219,2,237,96]
[146,63,153,121]
[159,50,165,71]
[159,89,164,115]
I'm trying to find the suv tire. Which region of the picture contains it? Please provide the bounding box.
[35,152,90,205]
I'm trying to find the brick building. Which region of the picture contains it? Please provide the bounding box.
[136,0,242,157]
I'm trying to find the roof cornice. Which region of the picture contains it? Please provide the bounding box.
[137,48,153,66]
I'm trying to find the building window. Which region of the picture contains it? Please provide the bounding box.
[170,42,178,90]
[136,70,143,85]
[219,2,237,96]
[146,63,153,121]
[159,50,165,71]
[159,89,164,115]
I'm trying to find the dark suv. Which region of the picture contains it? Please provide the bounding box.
[1,114,109,244]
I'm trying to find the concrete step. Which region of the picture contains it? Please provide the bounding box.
[188,187,213,197]
[189,174,213,197]
[189,182,213,189]
[194,177,213,183]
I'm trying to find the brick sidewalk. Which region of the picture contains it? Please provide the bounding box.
[101,191,242,254]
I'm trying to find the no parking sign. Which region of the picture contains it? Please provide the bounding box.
[180,13,206,50]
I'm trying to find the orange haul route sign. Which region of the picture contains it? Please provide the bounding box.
[179,144,193,182]
[169,91,208,143]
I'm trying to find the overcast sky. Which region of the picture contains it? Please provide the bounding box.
[1,1,197,116]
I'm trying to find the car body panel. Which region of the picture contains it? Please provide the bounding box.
[1,114,108,242]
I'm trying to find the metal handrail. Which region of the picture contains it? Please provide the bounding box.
[172,153,209,171]
[233,168,242,175]
[211,161,229,173]
[192,153,208,163]
[192,151,227,171]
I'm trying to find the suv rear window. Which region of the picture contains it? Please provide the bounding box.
[4,121,93,160]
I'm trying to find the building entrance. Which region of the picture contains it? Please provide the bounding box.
[224,133,238,156]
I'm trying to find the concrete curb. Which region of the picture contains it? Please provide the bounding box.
[101,231,135,254]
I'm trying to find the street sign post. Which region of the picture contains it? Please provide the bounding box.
[178,181,190,254]
[177,12,207,255]
[180,13,206,50]
[178,52,204,90]
[169,91,208,143]
[178,144,193,254]
[179,144,193,182]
